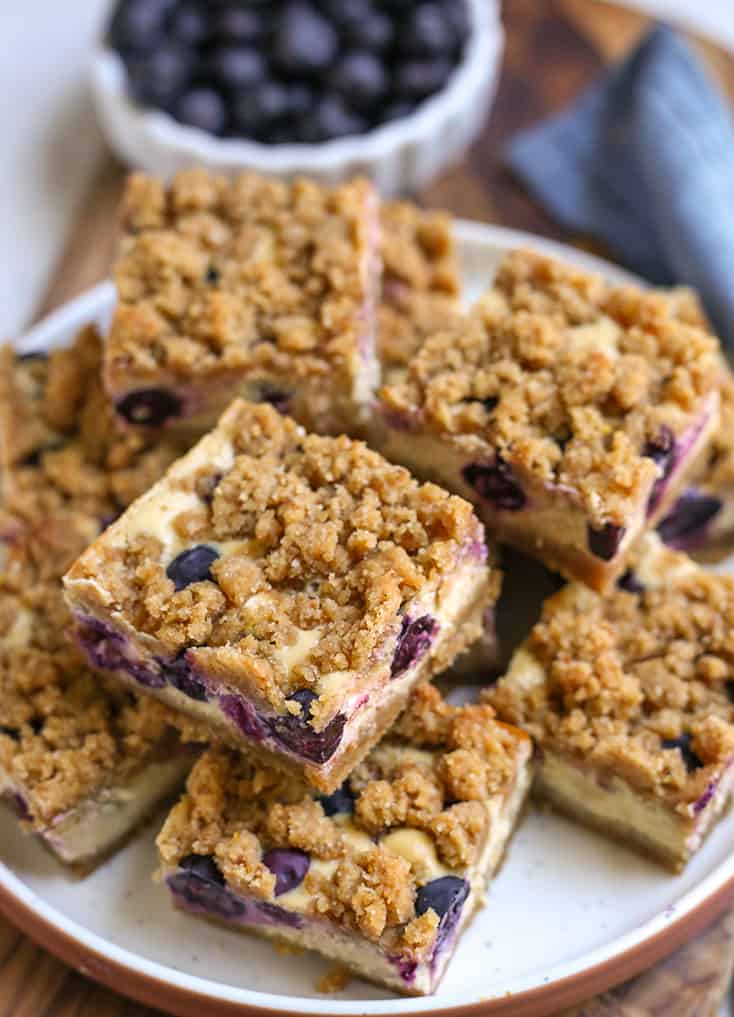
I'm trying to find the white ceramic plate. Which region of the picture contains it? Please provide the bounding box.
[2,223,733,1017]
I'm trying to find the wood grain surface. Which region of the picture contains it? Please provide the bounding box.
[4,2,734,1015]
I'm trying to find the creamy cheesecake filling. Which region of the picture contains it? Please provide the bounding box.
[1,754,193,866]
[72,551,490,786]
[536,749,734,868]
[163,750,532,996]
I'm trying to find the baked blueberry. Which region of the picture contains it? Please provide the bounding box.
[274,3,338,75]
[166,546,220,591]
[643,426,677,514]
[180,852,225,885]
[391,615,437,677]
[462,460,526,512]
[163,654,208,701]
[116,387,183,427]
[617,569,645,594]
[0,726,20,741]
[174,87,228,134]
[657,490,722,548]
[171,854,246,918]
[415,875,470,947]
[269,690,347,763]
[262,847,310,895]
[587,523,625,561]
[319,781,355,817]
[662,733,704,772]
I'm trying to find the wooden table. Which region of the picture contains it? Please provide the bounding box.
[5,2,734,1015]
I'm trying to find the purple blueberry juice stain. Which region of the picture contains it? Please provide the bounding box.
[268,690,347,764]
[263,848,310,895]
[162,653,209,702]
[166,545,219,591]
[75,617,166,689]
[643,427,678,515]
[391,615,438,678]
[169,862,246,920]
[255,900,304,928]
[617,569,645,594]
[693,779,718,814]
[219,694,267,741]
[657,489,723,549]
[11,792,31,820]
[257,385,292,415]
[587,523,625,561]
[116,387,183,427]
[462,459,526,511]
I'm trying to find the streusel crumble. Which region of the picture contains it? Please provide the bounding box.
[104,169,381,437]
[376,249,722,590]
[489,533,734,869]
[156,684,532,995]
[64,399,500,792]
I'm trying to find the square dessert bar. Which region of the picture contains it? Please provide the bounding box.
[64,399,500,793]
[378,201,460,387]
[156,684,532,996]
[658,369,734,556]
[105,169,380,437]
[489,533,734,871]
[377,249,723,591]
[0,328,199,868]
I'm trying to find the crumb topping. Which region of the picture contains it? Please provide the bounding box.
[107,170,378,388]
[66,400,495,718]
[696,368,734,491]
[380,250,722,526]
[156,685,528,950]
[489,535,734,809]
[378,202,460,376]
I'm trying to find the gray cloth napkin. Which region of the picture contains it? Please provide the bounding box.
[506,24,734,348]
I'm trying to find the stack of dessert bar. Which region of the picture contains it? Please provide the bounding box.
[4,168,734,996]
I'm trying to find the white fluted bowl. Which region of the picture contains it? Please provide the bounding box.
[90,0,503,195]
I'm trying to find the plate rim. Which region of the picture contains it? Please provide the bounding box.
[2,220,730,1017]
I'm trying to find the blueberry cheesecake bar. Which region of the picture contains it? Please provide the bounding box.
[489,534,734,870]
[156,685,532,996]
[378,202,460,387]
[64,400,499,793]
[104,169,380,437]
[377,250,722,591]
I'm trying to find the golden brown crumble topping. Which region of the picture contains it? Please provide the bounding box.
[156,685,529,949]
[693,368,734,493]
[378,202,460,375]
[107,170,379,390]
[380,249,722,526]
[66,400,496,720]
[489,535,734,809]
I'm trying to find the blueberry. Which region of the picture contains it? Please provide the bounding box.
[402,4,451,57]
[662,733,704,773]
[116,387,182,427]
[285,84,314,118]
[415,876,469,949]
[318,0,374,26]
[725,681,734,704]
[205,265,220,285]
[127,46,193,109]
[257,386,292,414]
[170,855,246,918]
[657,490,722,549]
[108,0,171,54]
[617,569,644,594]
[208,46,266,90]
[75,618,167,689]
[180,853,225,885]
[274,3,339,75]
[345,12,393,51]
[12,793,31,820]
[319,781,355,817]
[329,52,387,109]
[443,0,471,46]
[174,87,228,135]
[167,2,209,46]
[219,694,267,740]
[299,95,366,142]
[394,58,453,99]
[255,900,304,928]
[587,523,625,561]
[212,6,266,43]
[163,654,208,701]
[382,100,416,124]
[269,690,346,763]
[18,351,47,362]
[462,460,526,512]
[0,725,19,741]
[642,426,677,514]
[391,615,437,678]
[262,848,310,895]
[166,545,220,591]
[232,81,290,135]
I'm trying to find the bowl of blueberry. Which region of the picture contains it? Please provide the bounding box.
[91,0,503,195]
